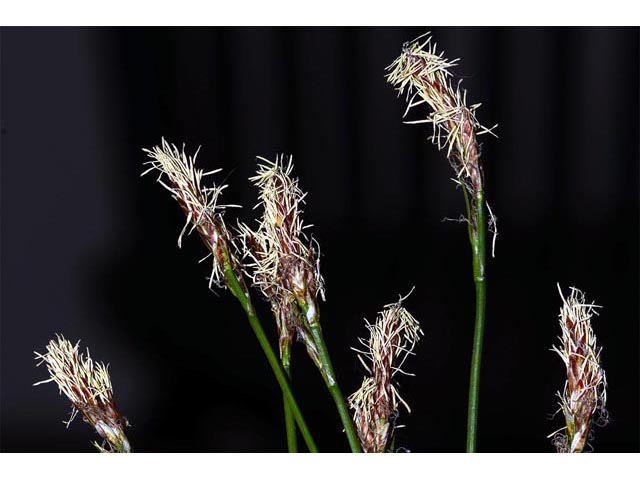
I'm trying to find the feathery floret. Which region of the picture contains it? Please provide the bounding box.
[142,138,238,288]
[239,155,324,361]
[550,285,608,453]
[34,335,131,453]
[386,33,496,196]
[241,155,324,301]
[349,294,423,453]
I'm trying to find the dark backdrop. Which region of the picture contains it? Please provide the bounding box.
[1,27,638,452]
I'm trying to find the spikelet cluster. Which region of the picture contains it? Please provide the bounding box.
[551,285,608,453]
[386,34,496,197]
[349,295,423,453]
[143,138,237,288]
[239,155,324,361]
[34,335,131,453]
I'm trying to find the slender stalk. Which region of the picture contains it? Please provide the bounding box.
[222,259,318,453]
[311,324,362,453]
[281,348,298,452]
[386,37,497,451]
[296,298,362,453]
[464,188,487,453]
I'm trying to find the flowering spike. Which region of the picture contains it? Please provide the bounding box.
[349,293,423,453]
[142,138,240,288]
[34,335,131,453]
[550,285,608,453]
[386,34,498,248]
[239,154,324,364]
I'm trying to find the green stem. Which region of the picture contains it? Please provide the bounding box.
[282,350,298,452]
[312,324,362,453]
[463,187,487,453]
[296,299,362,453]
[222,260,318,453]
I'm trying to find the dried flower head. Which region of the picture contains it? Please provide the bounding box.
[550,285,608,453]
[386,33,498,253]
[142,138,239,288]
[349,293,423,453]
[239,155,325,363]
[34,335,131,453]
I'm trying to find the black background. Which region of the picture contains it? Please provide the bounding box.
[1,27,638,452]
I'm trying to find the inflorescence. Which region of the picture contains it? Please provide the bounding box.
[349,294,423,453]
[143,138,239,289]
[34,335,131,453]
[550,285,608,453]
[239,155,325,368]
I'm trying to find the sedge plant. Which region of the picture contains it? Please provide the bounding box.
[30,34,618,456]
[386,33,497,452]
